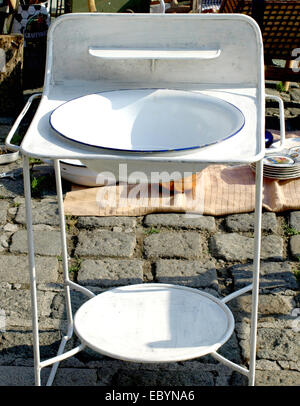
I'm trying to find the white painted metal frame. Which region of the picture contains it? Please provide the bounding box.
[5,13,276,386]
[20,155,263,386]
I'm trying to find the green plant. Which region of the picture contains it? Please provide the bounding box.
[69,256,82,274]
[31,175,45,189]
[65,215,77,232]
[29,158,43,165]
[145,227,160,235]
[284,225,300,236]
[276,82,288,93]
[57,255,81,274]
[31,175,47,196]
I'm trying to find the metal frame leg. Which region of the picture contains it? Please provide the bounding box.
[23,156,88,386]
[45,159,75,386]
[45,159,94,385]
[23,155,41,386]
[54,159,74,333]
[248,158,263,386]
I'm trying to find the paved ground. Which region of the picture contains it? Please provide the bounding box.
[0,81,299,386]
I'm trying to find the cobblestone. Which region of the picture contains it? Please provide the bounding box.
[229,293,295,317]
[144,213,216,231]
[144,232,202,259]
[0,330,61,358]
[290,235,300,259]
[290,211,300,231]
[3,224,18,232]
[239,327,300,363]
[255,370,300,385]
[0,255,59,284]
[255,359,281,371]
[76,216,136,229]
[95,359,232,386]
[0,289,56,327]
[225,212,277,233]
[278,360,300,371]
[155,259,218,289]
[209,233,283,261]
[77,259,144,287]
[0,201,9,224]
[256,328,300,362]
[15,200,59,226]
[75,230,136,257]
[230,262,298,290]
[290,89,300,102]
[0,232,11,249]
[10,230,62,256]
[0,366,97,386]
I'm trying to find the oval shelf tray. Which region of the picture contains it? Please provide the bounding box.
[74,283,234,363]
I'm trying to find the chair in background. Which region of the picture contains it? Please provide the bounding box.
[219,0,300,90]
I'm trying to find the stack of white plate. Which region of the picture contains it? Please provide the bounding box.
[251,138,300,180]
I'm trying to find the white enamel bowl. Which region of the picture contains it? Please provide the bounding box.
[59,159,105,187]
[50,89,245,153]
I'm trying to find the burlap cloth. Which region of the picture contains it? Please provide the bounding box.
[64,131,300,217]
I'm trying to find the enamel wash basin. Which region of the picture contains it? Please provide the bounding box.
[50,89,245,154]
[49,88,245,183]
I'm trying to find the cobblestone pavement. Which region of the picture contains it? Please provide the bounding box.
[0,82,299,386]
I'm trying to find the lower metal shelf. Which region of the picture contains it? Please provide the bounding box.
[73,283,235,363]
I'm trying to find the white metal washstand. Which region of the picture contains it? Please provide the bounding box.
[6,12,286,386]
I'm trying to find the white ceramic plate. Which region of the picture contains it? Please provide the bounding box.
[263,155,295,168]
[250,164,300,180]
[289,147,300,159]
[264,169,300,174]
[50,89,245,153]
[263,174,300,180]
[251,162,300,173]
